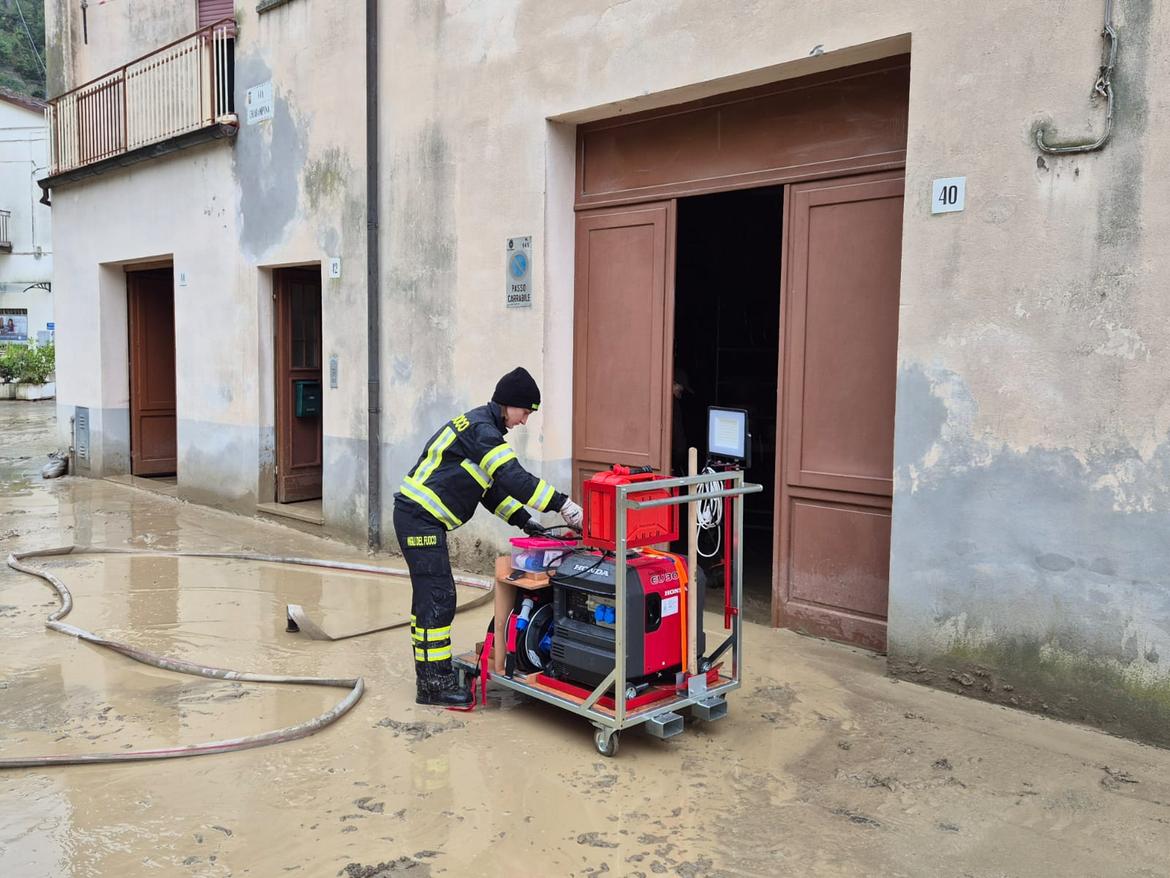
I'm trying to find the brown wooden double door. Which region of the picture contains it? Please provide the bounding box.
[572,172,903,649]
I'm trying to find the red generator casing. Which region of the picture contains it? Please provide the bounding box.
[548,549,684,689]
[582,466,679,550]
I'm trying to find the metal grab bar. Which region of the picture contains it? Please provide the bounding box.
[627,483,763,510]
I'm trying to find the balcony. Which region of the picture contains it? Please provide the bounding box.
[0,210,10,252]
[40,19,237,195]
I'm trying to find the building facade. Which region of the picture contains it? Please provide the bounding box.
[44,0,1170,747]
[0,89,52,344]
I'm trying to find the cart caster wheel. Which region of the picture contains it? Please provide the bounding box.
[594,729,620,758]
[625,685,638,702]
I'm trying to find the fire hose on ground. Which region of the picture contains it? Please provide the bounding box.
[0,545,493,769]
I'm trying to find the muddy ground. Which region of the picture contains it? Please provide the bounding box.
[1,400,1168,877]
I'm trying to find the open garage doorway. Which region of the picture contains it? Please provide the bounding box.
[672,187,782,623]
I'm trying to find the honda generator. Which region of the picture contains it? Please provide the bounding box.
[547,548,685,689]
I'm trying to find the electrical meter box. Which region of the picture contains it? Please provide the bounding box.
[294,380,322,417]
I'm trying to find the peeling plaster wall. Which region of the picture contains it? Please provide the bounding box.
[887,0,1170,746]
[47,1,368,525]
[375,2,933,561]
[379,0,1170,744]
[44,0,194,96]
[239,0,369,530]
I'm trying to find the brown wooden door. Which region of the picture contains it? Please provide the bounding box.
[275,268,323,503]
[775,172,904,650]
[572,202,675,494]
[128,268,177,476]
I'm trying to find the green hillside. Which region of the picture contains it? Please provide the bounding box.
[0,0,46,100]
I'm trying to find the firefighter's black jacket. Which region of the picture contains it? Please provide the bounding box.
[395,401,566,531]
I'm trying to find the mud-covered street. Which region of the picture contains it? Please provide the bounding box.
[1,400,1168,877]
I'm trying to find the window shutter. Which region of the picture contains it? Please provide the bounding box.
[197,0,235,29]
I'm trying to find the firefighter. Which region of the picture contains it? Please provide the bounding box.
[394,367,584,706]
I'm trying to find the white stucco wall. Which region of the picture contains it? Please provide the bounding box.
[0,98,52,339]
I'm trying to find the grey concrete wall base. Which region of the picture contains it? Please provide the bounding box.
[78,406,131,477]
[177,418,260,513]
[257,426,276,505]
[888,365,1170,749]
[323,434,368,540]
[888,650,1170,749]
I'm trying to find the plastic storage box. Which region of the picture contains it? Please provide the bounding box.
[509,536,580,573]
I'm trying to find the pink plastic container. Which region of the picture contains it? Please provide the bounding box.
[509,536,580,573]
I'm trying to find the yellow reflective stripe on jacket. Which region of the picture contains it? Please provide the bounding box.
[480,443,517,476]
[414,645,453,662]
[494,496,523,522]
[400,476,462,529]
[411,427,457,485]
[460,459,491,489]
[528,479,555,512]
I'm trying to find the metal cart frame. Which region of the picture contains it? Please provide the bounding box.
[484,470,762,756]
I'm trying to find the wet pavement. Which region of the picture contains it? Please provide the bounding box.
[2,399,1169,877]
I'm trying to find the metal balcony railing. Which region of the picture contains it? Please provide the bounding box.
[0,210,10,252]
[45,19,236,176]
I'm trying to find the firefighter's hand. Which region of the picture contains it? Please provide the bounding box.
[560,499,584,530]
[522,519,546,537]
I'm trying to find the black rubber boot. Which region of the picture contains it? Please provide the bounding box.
[416,661,473,707]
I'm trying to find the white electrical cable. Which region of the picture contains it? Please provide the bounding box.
[695,466,723,559]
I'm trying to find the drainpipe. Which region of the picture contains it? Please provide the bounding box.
[365,0,382,550]
[1036,0,1118,155]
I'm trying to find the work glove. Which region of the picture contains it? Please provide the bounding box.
[560,499,584,531]
[522,519,546,537]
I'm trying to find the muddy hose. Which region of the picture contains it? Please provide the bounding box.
[0,545,491,769]
[285,561,493,640]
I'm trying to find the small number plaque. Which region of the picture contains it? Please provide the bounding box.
[932,177,966,214]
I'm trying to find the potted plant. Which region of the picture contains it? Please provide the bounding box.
[0,342,55,401]
[0,345,14,400]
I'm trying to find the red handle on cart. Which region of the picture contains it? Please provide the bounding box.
[723,482,737,629]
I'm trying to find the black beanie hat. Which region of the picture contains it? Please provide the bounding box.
[493,367,541,411]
